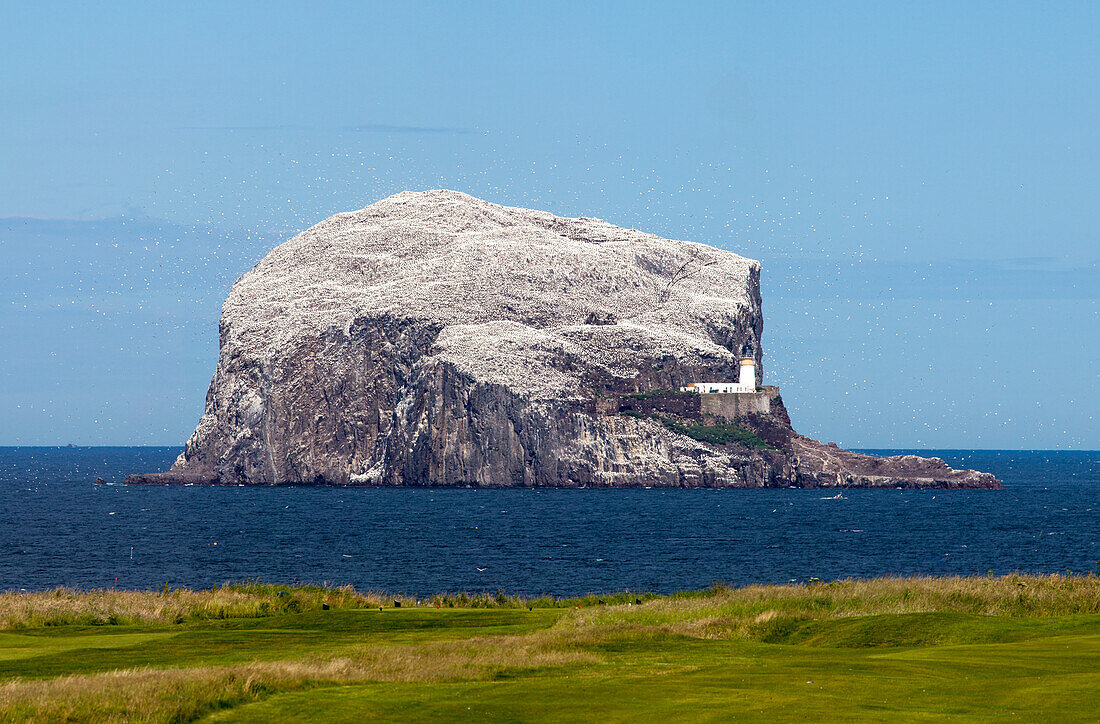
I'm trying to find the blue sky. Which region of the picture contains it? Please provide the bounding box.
[1,1,1097,448]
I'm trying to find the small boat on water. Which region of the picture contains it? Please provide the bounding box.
[821,492,846,500]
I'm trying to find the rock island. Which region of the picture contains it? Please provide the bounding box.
[129,191,999,489]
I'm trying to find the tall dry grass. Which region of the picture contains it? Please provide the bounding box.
[0,632,597,723]
[564,574,1100,638]
[0,583,385,629]
[0,582,653,630]
[3,575,1096,633]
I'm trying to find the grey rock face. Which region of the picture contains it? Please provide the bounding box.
[129,190,999,489]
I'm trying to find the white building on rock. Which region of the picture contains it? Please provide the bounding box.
[681,344,758,394]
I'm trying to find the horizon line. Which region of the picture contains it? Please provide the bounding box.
[0,445,1095,453]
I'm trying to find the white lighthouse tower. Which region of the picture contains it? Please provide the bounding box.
[678,342,762,394]
[738,343,756,390]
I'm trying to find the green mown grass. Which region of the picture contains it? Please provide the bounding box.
[209,632,1100,723]
[1,575,1098,722]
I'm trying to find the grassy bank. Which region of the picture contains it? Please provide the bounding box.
[1,575,1098,721]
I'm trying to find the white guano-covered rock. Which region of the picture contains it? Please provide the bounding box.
[130,190,999,490]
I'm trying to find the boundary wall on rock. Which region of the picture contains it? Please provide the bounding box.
[699,386,783,423]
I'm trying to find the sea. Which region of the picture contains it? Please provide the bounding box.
[0,447,1096,596]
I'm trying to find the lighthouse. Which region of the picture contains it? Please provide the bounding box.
[739,343,756,389]
[678,342,762,394]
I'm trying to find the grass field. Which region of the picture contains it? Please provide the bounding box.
[1,576,1098,722]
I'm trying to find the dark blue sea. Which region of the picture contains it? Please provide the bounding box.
[1,448,1096,596]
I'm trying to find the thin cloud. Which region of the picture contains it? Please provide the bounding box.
[181,123,473,134]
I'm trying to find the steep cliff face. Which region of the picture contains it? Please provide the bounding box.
[129,190,998,489]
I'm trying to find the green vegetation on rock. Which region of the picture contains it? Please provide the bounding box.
[656,415,775,450]
[620,389,688,400]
